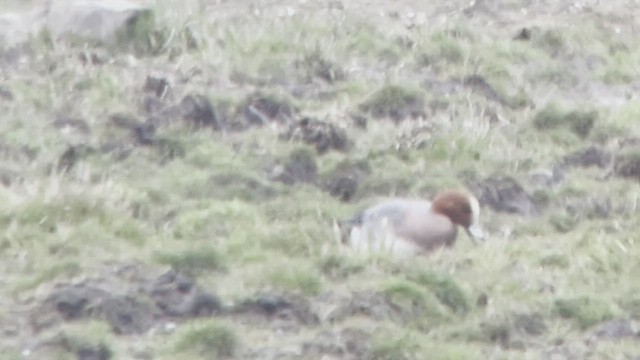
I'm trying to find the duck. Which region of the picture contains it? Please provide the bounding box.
[341,189,484,257]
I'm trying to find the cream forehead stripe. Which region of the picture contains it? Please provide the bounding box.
[468,194,480,224]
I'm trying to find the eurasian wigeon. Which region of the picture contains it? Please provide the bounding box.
[342,189,484,257]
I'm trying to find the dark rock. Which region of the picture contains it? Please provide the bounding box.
[32,283,154,335]
[34,334,113,360]
[109,113,156,146]
[47,1,153,45]
[590,319,638,341]
[565,196,612,219]
[99,141,134,161]
[78,51,108,66]
[533,104,598,136]
[179,94,222,129]
[476,293,488,307]
[148,270,222,317]
[30,264,224,341]
[350,113,368,129]
[76,344,112,360]
[567,110,597,138]
[614,150,640,182]
[463,75,508,105]
[514,313,547,336]
[322,160,371,202]
[271,148,318,185]
[296,51,345,83]
[0,166,19,186]
[359,85,426,122]
[282,117,350,154]
[514,27,532,41]
[232,292,319,329]
[143,75,171,99]
[302,328,372,360]
[132,123,156,146]
[57,145,97,172]
[142,96,165,114]
[241,93,296,127]
[326,176,360,202]
[562,145,612,169]
[469,175,540,216]
[0,86,13,101]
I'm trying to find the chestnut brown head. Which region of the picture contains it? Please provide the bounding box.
[432,189,484,241]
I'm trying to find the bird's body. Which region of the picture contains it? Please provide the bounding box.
[343,190,484,257]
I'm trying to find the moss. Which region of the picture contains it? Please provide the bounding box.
[172,320,238,358]
[415,272,470,315]
[566,110,598,138]
[532,103,565,130]
[554,296,614,329]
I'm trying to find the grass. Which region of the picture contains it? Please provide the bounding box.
[0,0,639,359]
[370,330,420,360]
[170,320,238,358]
[262,261,324,296]
[554,297,615,330]
[154,246,226,274]
[360,84,425,121]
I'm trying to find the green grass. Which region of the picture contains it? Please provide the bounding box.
[154,246,226,274]
[554,296,615,329]
[263,261,324,296]
[170,320,238,358]
[0,0,639,359]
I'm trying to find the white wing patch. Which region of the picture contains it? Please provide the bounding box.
[348,217,422,258]
[468,194,480,226]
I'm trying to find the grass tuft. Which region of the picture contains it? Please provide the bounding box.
[370,331,420,360]
[414,272,470,315]
[532,103,598,138]
[172,320,238,358]
[264,263,324,296]
[554,296,614,329]
[154,246,226,274]
[360,85,425,122]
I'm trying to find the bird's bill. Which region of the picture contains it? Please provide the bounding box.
[466,224,485,241]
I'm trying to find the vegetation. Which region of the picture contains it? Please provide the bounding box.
[0,0,639,358]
